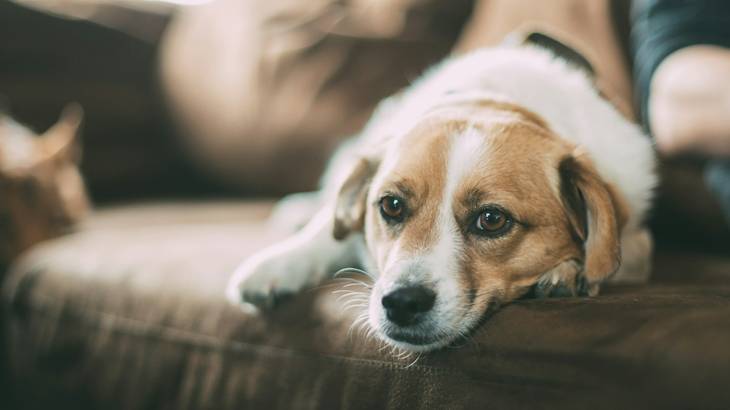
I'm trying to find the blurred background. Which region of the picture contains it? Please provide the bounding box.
[2,0,214,201]
[1,1,730,408]
[2,0,728,248]
[0,0,472,202]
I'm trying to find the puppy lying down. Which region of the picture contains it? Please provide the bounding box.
[227,39,657,352]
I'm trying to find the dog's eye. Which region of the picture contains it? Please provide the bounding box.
[473,208,512,236]
[380,195,405,222]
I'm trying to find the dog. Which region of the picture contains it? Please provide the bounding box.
[226,37,656,352]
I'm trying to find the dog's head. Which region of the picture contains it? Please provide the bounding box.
[333,102,626,351]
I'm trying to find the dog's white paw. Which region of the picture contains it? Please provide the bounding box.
[226,245,316,310]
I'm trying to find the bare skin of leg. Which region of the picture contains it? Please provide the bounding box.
[453,0,634,120]
[649,45,730,158]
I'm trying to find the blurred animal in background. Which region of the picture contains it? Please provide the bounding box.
[0,104,89,267]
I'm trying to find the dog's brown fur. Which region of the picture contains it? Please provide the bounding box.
[338,101,625,313]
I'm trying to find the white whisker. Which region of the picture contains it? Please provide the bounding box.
[343,303,367,311]
[348,313,371,339]
[405,352,422,368]
[334,267,375,280]
[335,292,357,302]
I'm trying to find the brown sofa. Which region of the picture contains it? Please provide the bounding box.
[3,202,730,409]
[2,2,730,409]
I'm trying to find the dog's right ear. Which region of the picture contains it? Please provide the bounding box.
[333,158,378,240]
[558,151,626,293]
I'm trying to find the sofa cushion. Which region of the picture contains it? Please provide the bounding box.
[3,201,730,409]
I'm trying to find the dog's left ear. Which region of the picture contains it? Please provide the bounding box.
[559,151,627,291]
[333,157,378,240]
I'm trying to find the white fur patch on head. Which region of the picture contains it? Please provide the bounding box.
[445,127,488,195]
[425,127,490,330]
[430,127,486,282]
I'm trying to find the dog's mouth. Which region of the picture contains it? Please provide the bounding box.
[369,297,501,352]
[380,328,458,352]
[384,329,441,346]
[374,318,467,352]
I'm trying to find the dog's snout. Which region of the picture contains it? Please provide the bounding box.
[381,286,436,326]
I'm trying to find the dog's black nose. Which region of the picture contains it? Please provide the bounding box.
[382,286,436,326]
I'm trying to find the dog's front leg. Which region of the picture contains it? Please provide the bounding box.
[226,205,360,310]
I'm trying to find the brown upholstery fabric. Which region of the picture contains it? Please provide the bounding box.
[3,201,730,409]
